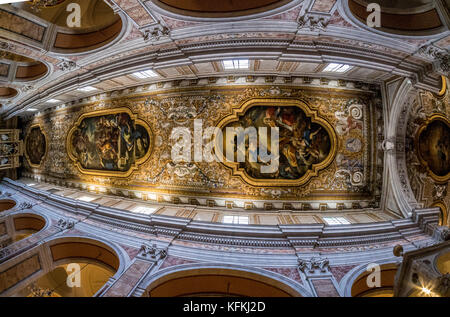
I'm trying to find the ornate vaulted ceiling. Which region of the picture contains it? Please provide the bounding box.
[0,0,448,225]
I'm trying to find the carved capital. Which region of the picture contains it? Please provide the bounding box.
[298,257,330,275]
[142,25,170,42]
[297,13,330,31]
[19,202,33,210]
[57,218,75,230]
[418,45,449,76]
[57,60,77,72]
[0,41,14,51]
[139,243,167,261]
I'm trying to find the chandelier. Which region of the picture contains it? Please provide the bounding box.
[29,0,65,12]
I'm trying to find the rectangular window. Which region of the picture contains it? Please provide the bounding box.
[322,63,352,73]
[78,195,97,202]
[223,215,249,224]
[131,70,158,79]
[132,206,157,215]
[322,216,351,225]
[77,86,97,92]
[223,59,249,70]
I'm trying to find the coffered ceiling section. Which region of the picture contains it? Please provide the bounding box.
[23,84,384,209]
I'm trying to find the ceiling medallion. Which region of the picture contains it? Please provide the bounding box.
[66,107,153,178]
[416,114,450,183]
[24,123,48,168]
[215,98,337,187]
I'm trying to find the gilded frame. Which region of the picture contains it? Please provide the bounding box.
[66,107,153,178]
[24,123,48,169]
[215,98,338,187]
[415,113,450,183]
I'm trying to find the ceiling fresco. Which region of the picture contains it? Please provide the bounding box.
[417,115,450,181]
[23,85,383,205]
[67,108,152,177]
[24,125,47,168]
[218,99,336,187]
[406,86,450,225]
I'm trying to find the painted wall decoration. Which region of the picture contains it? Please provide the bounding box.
[66,108,152,177]
[217,98,336,186]
[405,87,450,221]
[417,115,450,182]
[23,85,382,204]
[24,125,47,168]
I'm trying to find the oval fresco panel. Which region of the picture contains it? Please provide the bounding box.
[67,108,152,177]
[417,115,450,182]
[216,98,337,187]
[25,125,47,168]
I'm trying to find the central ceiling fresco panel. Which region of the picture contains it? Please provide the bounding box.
[23,85,383,205]
[217,99,336,187]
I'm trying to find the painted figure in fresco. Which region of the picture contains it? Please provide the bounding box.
[71,113,150,172]
[225,106,331,180]
[335,110,362,135]
[25,127,46,165]
[418,119,450,177]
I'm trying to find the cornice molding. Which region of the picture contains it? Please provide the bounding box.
[0,178,440,251]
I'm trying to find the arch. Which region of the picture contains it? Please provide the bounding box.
[435,249,450,275]
[342,262,399,297]
[5,2,130,56]
[342,0,446,37]
[0,87,18,99]
[141,263,311,297]
[146,0,302,22]
[53,19,123,51]
[153,0,293,17]
[8,236,130,297]
[11,213,46,243]
[0,199,16,212]
[385,78,419,217]
[432,202,448,227]
[49,11,129,55]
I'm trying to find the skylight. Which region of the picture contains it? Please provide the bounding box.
[223,215,249,225]
[47,99,61,103]
[322,216,351,225]
[77,86,97,92]
[132,206,157,215]
[223,59,249,70]
[131,70,158,79]
[78,195,96,202]
[27,108,38,112]
[322,63,352,73]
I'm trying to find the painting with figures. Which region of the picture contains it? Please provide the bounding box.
[70,112,150,172]
[222,105,332,180]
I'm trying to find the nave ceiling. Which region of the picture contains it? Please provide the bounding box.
[0,0,447,223]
